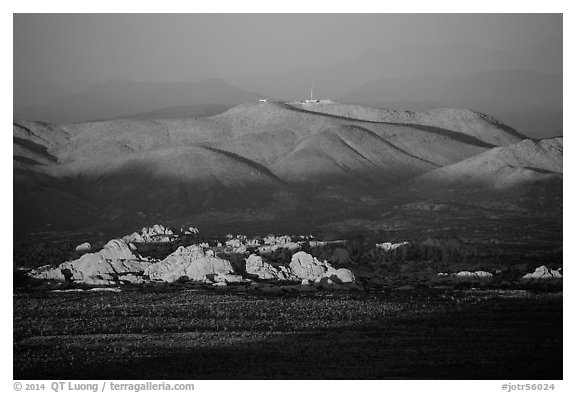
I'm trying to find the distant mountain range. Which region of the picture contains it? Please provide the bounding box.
[14,101,562,240]
[229,38,561,138]
[230,38,562,100]
[13,73,561,139]
[13,38,561,138]
[14,79,263,124]
[339,70,562,138]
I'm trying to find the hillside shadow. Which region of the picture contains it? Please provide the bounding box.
[282,103,496,148]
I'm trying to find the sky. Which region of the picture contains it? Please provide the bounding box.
[13,13,562,106]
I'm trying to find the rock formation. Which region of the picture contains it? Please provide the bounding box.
[29,239,151,285]
[328,268,356,284]
[244,254,296,281]
[288,251,355,285]
[522,266,562,280]
[28,235,363,287]
[263,235,293,245]
[366,238,472,264]
[144,245,240,283]
[123,224,175,244]
[183,226,200,236]
[454,271,493,278]
[289,251,335,280]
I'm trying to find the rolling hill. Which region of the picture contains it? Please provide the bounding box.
[13,101,556,239]
[287,102,525,147]
[404,137,563,203]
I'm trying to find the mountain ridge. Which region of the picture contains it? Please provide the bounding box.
[13,102,557,238]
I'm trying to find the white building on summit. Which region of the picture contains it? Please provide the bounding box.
[304,87,320,104]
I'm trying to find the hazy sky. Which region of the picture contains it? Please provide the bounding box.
[14,13,562,105]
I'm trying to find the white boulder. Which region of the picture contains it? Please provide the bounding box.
[289,251,336,281]
[75,242,92,253]
[328,268,356,284]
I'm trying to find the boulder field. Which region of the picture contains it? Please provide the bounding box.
[122,224,199,244]
[26,228,561,290]
[29,239,356,287]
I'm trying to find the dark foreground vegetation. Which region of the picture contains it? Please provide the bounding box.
[14,287,562,379]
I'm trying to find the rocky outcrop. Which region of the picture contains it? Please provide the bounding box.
[30,265,67,281]
[263,235,293,245]
[97,239,137,260]
[245,254,296,281]
[376,241,410,251]
[246,238,261,246]
[258,242,301,255]
[522,266,562,280]
[123,224,175,244]
[144,245,240,283]
[225,238,243,249]
[328,268,356,284]
[221,235,253,255]
[245,251,356,285]
[289,251,336,281]
[366,237,472,264]
[183,226,200,236]
[455,271,493,278]
[29,239,151,285]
